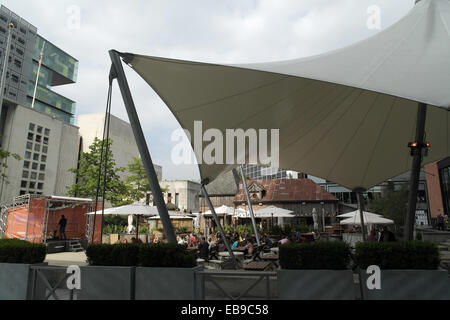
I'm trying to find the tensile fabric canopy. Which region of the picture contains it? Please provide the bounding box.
[120,0,450,191]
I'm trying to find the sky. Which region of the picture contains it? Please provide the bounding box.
[3,0,415,181]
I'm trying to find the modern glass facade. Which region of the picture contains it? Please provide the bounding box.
[0,6,78,125]
[241,164,290,180]
[27,35,78,124]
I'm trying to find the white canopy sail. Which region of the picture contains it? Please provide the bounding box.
[121,0,450,190]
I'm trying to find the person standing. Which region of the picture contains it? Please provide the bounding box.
[58,215,67,240]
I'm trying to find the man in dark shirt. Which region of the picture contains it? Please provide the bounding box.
[198,237,209,260]
[58,215,67,240]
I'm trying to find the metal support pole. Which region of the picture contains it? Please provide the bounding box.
[355,189,367,242]
[0,23,14,120]
[201,183,238,269]
[405,102,427,241]
[109,50,177,243]
[239,165,261,246]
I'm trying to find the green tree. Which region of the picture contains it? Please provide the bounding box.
[368,184,409,229]
[67,137,130,207]
[0,148,21,183]
[123,157,168,204]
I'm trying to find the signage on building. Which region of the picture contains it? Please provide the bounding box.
[415,210,428,226]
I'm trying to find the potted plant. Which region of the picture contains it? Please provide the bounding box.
[80,243,139,300]
[0,239,47,300]
[135,243,202,300]
[355,241,450,300]
[277,241,355,300]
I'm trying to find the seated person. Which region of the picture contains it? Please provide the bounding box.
[244,239,255,255]
[264,234,273,248]
[198,237,209,260]
[177,236,185,245]
[231,239,239,250]
[278,236,291,245]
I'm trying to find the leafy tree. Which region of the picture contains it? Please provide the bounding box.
[123,157,168,204]
[368,184,409,229]
[0,148,21,183]
[67,137,130,207]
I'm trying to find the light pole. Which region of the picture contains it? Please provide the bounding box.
[0,23,14,120]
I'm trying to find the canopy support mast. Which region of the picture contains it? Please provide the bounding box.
[239,165,261,246]
[109,50,177,244]
[201,182,238,269]
[354,188,367,241]
[405,102,428,241]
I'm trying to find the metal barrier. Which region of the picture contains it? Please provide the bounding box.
[29,265,77,300]
[196,270,277,300]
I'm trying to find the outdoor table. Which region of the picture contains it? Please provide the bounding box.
[219,251,244,263]
[270,247,279,253]
[233,246,247,253]
[244,261,273,271]
[262,253,279,268]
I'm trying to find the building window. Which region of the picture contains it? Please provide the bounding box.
[23,161,30,169]
[43,137,49,145]
[26,142,32,150]
[33,153,39,161]
[29,182,36,189]
[30,172,37,180]
[38,173,45,181]
[27,132,33,140]
[32,162,38,170]
[24,151,31,160]
[37,183,43,190]
[37,126,43,134]
[41,155,47,162]
[22,171,29,179]
[42,146,48,154]
[29,123,35,131]
[21,181,27,188]
[44,128,50,136]
[19,190,26,196]
[40,164,46,171]
[35,135,41,143]
[34,144,40,152]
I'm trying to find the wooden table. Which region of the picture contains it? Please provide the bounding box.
[270,247,279,253]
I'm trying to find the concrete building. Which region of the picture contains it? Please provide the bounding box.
[161,180,201,213]
[0,6,79,204]
[77,113,162,180]
[0,103,79,203]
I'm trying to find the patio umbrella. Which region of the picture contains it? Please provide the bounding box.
[253,206,295,218]
[340,214,394,225]
[87,203,159,240]
[111,0,450,241]
[336,211,382,219]
[203,205,243,216]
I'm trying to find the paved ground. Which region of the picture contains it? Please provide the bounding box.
[45,251,88,266]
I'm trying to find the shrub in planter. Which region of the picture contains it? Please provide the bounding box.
[85,243,139,266]
[355,241,449,300]
[279,241,351,270]
[138,243,196,268]
[354,241,439,270]
[278,241,354,300]
[0,239,47,300]
[0,239,46,264]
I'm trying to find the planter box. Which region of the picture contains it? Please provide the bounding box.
[109,233,119,244]
[79,266,135,300]
[359,269,450,300]
[135,265,203,300]
[277,269,356,300]
[0,263,46,300]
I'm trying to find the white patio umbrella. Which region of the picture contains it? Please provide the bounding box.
[337,210,382,219]
[203,205,244,216]
[340,214,394,226]
[253,206,295,218]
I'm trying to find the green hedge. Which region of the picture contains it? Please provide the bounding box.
[85,243,196,268]
[279,242,351,270]
[0,239,46,264]
[86,243,140,266]
[354,241,440,270]
[138,243,196,268]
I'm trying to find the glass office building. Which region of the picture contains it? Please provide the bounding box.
[0,5,78,125]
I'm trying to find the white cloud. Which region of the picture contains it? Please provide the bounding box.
[3,0,414,180]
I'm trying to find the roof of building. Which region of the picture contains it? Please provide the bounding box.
[234,178,338,203]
